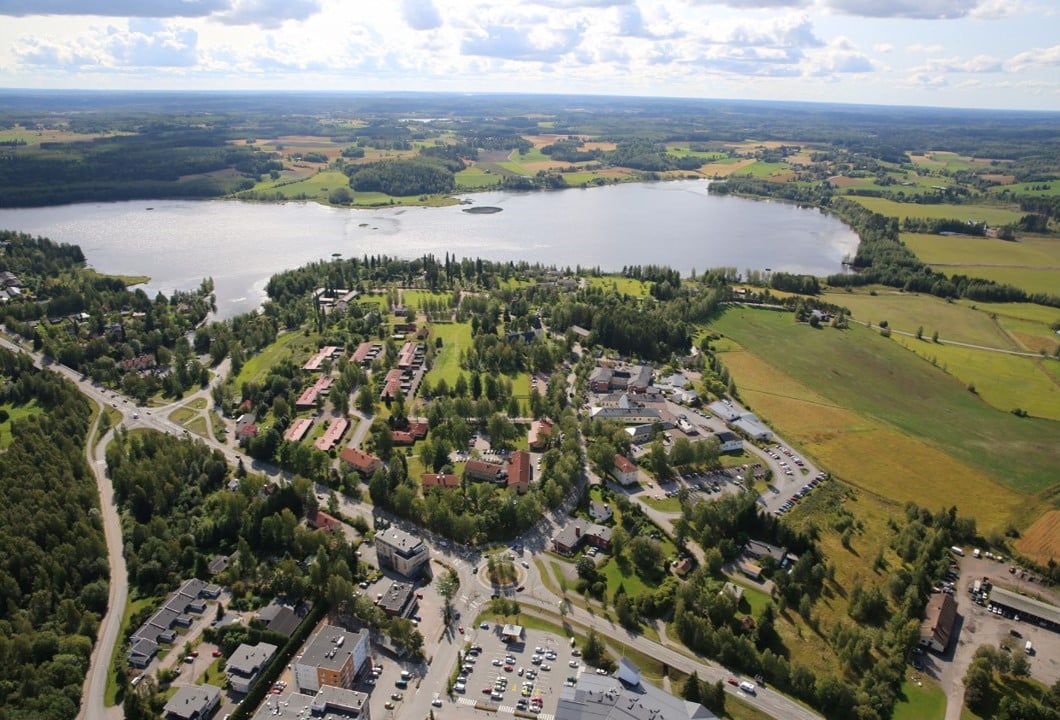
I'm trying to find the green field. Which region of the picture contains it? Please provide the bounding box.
[234,330,322,388]
[0,400,41,449]
[731,161,790,178]
[938,266,1060,296]
[822,288,1017,348]
[988,181,1060,197]
[891,677,947,720]
[402,289,453,310]
[709,308,1060,497]
[423,322,473,389]
[848,197,1025,226]
[901,232,1060,268]
[909,151,987,172]
[586,276,652,297]
[563,172,608,186]
[511,147,551,164]
[889,334,1060,421]
[455,166,502,189]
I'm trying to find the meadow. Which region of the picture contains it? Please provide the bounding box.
[847,197,1025,226]
[234,329,322,389]
[708,308,1059,517]
[938,266,1060,296]
[0,400,41,449]
[586,276,653,297]
[900,232,1060,268]
[422,322,473,389]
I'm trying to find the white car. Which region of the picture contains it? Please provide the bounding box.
[432,694,442,707]
[569,660,580,668]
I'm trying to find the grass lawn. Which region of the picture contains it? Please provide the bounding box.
[563,172,607,186]
[423,321,473,389]
[709,308,1057,526]
[641,495,683,513]
[909,151,988,172]
[731,161,792,179]
[234,330,322,389]
[0,400,41,449]
[892,676,947,720]
[586,276,653,297]
[185,415,209,439]
[847,197,1025,226]
[600,556,654,597]
[198,657,226,687]
[403,289,453,310]
[168,406,198,426]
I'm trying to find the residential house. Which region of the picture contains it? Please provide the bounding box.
[589,501,613,523]
[127,579,219,668]
[284,418,313,443]
[351,341,382,366]
[339,447,384,478]
[463,459,507,484]
[506,450,531,494]
[307,510,342,534]
[551,518,613,556]
[314,417,349,452]
[391,421,428,446]
[303,345,343,371]
[256,598,310,637]
[528,418,553,451]
[164,685,221,720]
[920,593,958,653]
[421,473,460,490]
[225,641,278,693]
[380,368,404,401]
[612,455,639,486]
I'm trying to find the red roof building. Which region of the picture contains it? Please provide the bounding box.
[314,417,349,452]
[528,419,553,451]
[506,450,531,494]
[463,459,507,484]
[613,454,639,486]
[422,473,460,490]
[381,369,404,401]
[392,421,429,446]
[307,510,342,534]
[284,418,314,443]
[340,447,384,477]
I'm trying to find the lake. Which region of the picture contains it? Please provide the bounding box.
[0,180,858,318]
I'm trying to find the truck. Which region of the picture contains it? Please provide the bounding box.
[951,546,965,557]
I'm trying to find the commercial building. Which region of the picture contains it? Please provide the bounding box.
[226,641,278,693]
[374,527,430,578]
[988,586,1060,632]
[555,658,716,720]
[251,686,371,720]
[292,624,371,693]
[377,580,417,618]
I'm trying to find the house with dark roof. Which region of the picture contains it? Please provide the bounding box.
[164,684,221,720]
[920,593,958,653]
[256,598,310,637]
[226,641,277,693]
[552,518,613,556]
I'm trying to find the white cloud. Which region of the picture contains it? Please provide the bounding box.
[402,0,443,31]
[1008,44,1060,71]
[0,1,228,17]
[907,43,945,54]
[826,0,982,19]
[690,0,810,8]
[461,22,585,62]
[923,54,1003,72]
[874,42,894,53]
[217,0,322,28]
[13,20,199,68]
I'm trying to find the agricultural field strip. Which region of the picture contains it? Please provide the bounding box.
[844,319,1046,357]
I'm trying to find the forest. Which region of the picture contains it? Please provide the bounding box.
[0,349,103,720]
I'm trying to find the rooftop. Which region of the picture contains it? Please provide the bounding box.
[990,586,1060,626]
[555,659,715,720]
[227,641,278,676]
[164,684,221,720]
[296,625,367,671]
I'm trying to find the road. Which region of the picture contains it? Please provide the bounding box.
[2,333,820,720]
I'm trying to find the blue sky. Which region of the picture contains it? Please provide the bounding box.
[0,0,1057,110]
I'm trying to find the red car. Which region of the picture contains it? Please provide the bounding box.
[516,586,525,592]
[212,649,222,657]
[483,687,493,694]
[458,626,464,634]
[190,650,199,658]
[726,678,739,687]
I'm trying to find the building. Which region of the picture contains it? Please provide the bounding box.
[988,586,1060,632]
[296,375,334,409]
[256,598,310,637]
[314,417,350,452]
[164,684,221,720]
[252,686,371,720]
[422,473,460,490]
[226,641,278,693]
[303,345,343,371]
[307,510,342,534]
[380,368,404,401]
[501,624,524,643]
[351,341,382,365]
[555,658,716,720]
[339,447,384,477]
[375,527,430,578]
[292,624,371,693]
[507,450,532,494]
[742,540,788,566]
[463,459,507,484]
[552,518,613,556]
[127,579,220,668]
[392,421,428,446]
[613,455,639,486]
[714,431,743,453]
[589,501,614,523]
[732,413,774,443]
[377,580,417,618]
[528,419,554,451]
[284,418,314,443]
[920,593,958,653]
[589,364,653,394]
[707,401,741,422]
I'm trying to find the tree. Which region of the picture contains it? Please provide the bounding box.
[1009,648,1030,678]
[628,536,662,579]
[437,569,459,625]
[582,628,605,665]
[682,671,702,703]
[356,384,376,415]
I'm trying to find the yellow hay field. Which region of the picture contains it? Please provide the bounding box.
[1015,511,1060,565]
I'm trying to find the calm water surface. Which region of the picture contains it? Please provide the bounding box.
[0,180,857,318]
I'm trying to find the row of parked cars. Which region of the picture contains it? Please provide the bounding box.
[773,473,827,516]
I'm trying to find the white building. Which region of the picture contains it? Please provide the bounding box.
[375,527,430,578]
[225,641,277,693]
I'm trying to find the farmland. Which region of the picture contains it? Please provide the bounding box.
[1015,510,1060,566]
[846,196,1025,226]
[708,307,1059,507]
[900,232,1060,269]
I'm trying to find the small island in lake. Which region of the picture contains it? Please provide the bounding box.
[462,206,503,214]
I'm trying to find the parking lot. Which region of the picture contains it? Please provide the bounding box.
[447,624,585,719]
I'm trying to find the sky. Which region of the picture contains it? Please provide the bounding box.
[0,0,1058,111]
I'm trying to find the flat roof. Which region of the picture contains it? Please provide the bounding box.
[990,586,1060,626]
[296,625,367,672]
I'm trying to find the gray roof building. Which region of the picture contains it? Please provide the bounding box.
[251,686,371,720]
[556,658,715,720]
[164,684,221,720]
[989,586,1060,630]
